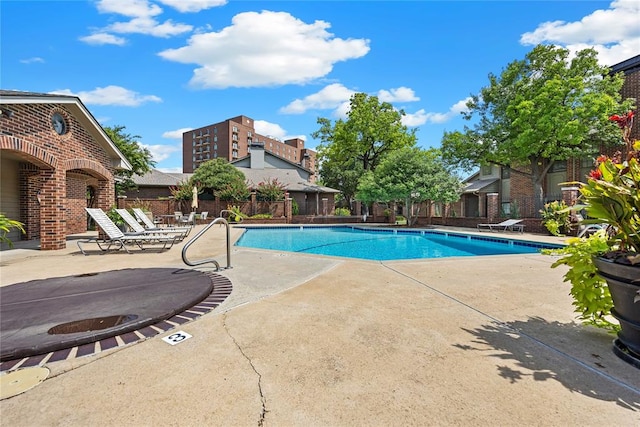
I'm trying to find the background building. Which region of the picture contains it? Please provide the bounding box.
[183,115,317,180]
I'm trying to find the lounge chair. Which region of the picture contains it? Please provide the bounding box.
[116,209,190,241]
[477,219,524,233]
[133,208,192,235]
[575,213,607,238]
[78,208,177,255]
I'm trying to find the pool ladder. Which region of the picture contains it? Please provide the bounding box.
[181,217,232,271]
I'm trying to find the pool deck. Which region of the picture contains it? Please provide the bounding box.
[1,224,639,425]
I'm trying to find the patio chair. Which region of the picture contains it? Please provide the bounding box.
[477,219,524,233]
[198,211,209,224]
[575,213,607,238]
[78,208,177,255]
[116,209,190,241]
[178,211,196,226]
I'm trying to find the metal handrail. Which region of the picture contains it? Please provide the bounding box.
[181,217,232,271]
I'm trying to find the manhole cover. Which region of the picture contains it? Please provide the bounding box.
[48,314,138,335]
[1,367,50,399]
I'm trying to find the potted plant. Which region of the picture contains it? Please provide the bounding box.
[0,213,25,248]
[577,110,639,366]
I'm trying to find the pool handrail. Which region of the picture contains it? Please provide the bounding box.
[181,217,232,271]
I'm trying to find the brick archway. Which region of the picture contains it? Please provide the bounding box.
[0,135,58,169]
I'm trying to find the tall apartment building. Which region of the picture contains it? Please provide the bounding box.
[182,115,317,179]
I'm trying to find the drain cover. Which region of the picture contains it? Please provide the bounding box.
[48,315,138,335]
[0,367,50,400]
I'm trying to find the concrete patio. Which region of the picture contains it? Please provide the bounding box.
[0,225,638,426]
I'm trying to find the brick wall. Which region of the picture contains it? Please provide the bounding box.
[0,102,117,249]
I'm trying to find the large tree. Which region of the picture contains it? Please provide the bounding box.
[441,44,634,212]
[191,158,249,201]
[357,147,462,226]
[104,125,155,195]
[312,93,417,206]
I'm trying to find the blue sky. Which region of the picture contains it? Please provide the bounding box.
[2,0,638,173]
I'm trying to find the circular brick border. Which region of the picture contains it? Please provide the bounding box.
[0,272,232,373]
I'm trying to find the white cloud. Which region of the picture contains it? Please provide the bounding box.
[520,0,640,65]
[401,97,471,127]
[280,83,355,114]
[96,0,162,18]
[141,143,181,162]
[81,0,193,45]
[254,120,287,140]
[50,85,162,107]
[280,84,424,120]
[156,0,227,13]
[158,10,370,88]
[377,87,419,103]
[157,166,184,173]
[79,33,127,46]
[106,16,192,38]
[252,120,306,142]
[162,128,193,139]
[19,57,45,64]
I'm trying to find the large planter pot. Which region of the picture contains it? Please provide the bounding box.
[593,256,640,368]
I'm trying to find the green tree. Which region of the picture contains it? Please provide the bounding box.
[312,93,417,205]
[441,44,634,212]
[192,158,249,201]
[104,125,155,195]
[357,147,462,226]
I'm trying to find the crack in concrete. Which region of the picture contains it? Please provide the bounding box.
[222,313,268,426]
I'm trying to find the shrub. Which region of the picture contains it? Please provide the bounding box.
[334,207,351,216]
[291,198,299,215]
[249,213,273,219]
[540,200,572,236]
[256,178,287,201]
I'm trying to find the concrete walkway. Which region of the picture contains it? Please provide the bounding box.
[0,225,639,426]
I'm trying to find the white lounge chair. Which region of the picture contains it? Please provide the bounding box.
[132,208,192,237]
[575,213,607,238]
[78,208,177,255]
[477,219,524,233]
[116,209,190,241]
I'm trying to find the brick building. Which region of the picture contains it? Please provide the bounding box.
[0,90,131,250]
[182,115,317,180]
[457,54,640,220]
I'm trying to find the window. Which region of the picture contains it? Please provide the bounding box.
[232,126,238,132]
[481,164,493,176]
[214,143,217,150]
[550,161,567,173]
[214,136,217,142]
[501,167,510,179]
[192,132,196,138]
[214,128,217,134]
[248,131,252,137]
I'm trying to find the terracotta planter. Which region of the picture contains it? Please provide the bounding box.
[593,256,640,368]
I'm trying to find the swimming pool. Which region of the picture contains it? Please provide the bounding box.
[235,226,562,261]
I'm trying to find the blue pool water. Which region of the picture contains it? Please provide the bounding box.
[235,226,561,261]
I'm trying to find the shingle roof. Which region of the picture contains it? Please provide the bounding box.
[132,169,191,186]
